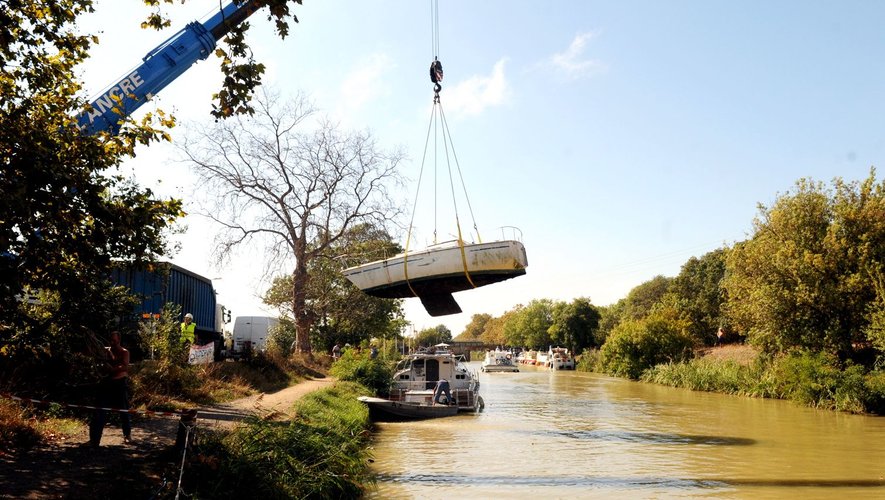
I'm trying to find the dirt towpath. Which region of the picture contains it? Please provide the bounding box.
[0,377,335,499]
[198,377,336,429]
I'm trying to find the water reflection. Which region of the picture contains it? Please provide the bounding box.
[375,473,885,489]
[542,429,757,446]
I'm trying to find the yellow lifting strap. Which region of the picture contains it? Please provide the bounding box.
[402,237,419,299]
[455,219,477,289]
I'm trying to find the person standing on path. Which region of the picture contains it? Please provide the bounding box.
[89,331,132,446]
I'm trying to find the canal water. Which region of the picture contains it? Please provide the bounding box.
[366,362,885,499]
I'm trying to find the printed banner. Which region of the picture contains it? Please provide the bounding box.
[188,343,214,365]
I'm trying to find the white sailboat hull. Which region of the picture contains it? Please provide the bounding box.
[342,240,528,315]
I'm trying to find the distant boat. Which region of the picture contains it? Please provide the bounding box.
[527,347,576,370]
[516,350,538,365]
[342,239,528,316]
[480,349,519,373]
[545,347,576,370]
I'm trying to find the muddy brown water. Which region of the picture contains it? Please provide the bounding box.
[366,363,885,499]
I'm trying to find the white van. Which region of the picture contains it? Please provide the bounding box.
[232,316,279,354]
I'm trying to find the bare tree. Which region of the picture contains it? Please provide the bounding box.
[179,89,405,353]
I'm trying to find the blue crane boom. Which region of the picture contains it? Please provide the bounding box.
[78,0,262,135]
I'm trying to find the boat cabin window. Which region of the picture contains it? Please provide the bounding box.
[412,359,425,377]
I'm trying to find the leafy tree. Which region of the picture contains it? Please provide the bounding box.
[263,224,405,353]
[596,299,626,346]
[181,90,405,354]
[455,314,491,341]
[1,1,184,378]
[599,311,694,379]
[549,297,601,353]
[623,275,673,321]
[414,325,452,348]
[123,0,305,119]
[723,172,885,359]
[1,0,306,391]
[480,311,514,347]
[670,248,729,345]
[869,286,885,356]
[504,299,555,349]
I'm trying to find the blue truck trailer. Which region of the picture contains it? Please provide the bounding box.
[111,262,228,357]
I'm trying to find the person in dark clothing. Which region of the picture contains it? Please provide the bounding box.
[433,378,452,405]
[89,331,132,446]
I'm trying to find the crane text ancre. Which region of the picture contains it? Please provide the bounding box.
[81,71,147,127]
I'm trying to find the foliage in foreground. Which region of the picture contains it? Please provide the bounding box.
[642,352,885,414]
[186,381,373,499]
[329,349,393,396]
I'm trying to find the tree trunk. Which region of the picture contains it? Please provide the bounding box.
[292,245,313,353]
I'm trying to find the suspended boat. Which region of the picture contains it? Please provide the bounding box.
[342,239,528,316]
[343,5,529,317]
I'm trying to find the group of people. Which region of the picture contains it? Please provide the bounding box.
[88,312,198,446]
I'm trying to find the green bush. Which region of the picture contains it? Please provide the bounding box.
[774,351,838,408]
[864,370,885,414]
[576,348,600,372]
[773,352,871,413]
[599,316,694,379]
[329,349,393,396]
[188,382,373,499]
[267,317,296,358]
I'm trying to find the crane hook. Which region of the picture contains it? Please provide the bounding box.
[430,58,443,95]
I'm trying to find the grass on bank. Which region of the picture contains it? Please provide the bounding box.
[581,345,885,415]
[184,381,375,499]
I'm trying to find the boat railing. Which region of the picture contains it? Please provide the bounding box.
[393,379,474,391]
[496,226,524,242]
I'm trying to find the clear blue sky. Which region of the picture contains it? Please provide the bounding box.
[77,1,885,336]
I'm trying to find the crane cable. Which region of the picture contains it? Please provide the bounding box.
[404,0,481,295]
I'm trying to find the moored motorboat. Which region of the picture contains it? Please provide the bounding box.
[544,347,576,370]
[516,350,537,365]
[480,349,519,373]
[358,343,483,421]
[342,240,528,317]
[357,396,458,421]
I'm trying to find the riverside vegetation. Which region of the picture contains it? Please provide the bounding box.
[0,311,397,498]
[578,346,885,415]
[457,171,885,416]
